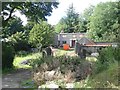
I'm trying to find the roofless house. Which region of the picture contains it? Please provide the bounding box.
[75,37,117,58]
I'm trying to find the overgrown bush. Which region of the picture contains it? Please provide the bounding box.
[30,56,92,85]
[113,46,120,62]
[30,56,83,69]
[29,21,55,48]
[98,47,115,64]
[2,41,15,69]
[95,46,119,73]
[9,32,32,52]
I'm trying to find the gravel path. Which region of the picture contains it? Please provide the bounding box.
[2,69,32,88]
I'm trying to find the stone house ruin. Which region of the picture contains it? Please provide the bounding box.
[54,33,86,47]
[75,37,117,58]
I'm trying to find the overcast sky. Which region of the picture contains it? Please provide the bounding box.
[14,0,116,26]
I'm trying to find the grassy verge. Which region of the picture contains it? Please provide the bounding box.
[13,52,42,69]
[55,48,74,56]
[87,61,119,88]
[2,67,15,74]
[3,52,42,74]
[20,79,38,88]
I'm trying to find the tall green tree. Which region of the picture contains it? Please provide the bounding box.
[55,4,94,33]
[63,3,80,33]
[83,5,95,23]
[82,5,95,31]
[58,4,79,33]
[1,1,59,27]
[87,2,119,42]
[78,14,87,32]
[55,18,67,33]
[29,21,55,47]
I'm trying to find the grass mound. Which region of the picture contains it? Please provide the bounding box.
[87,61,119,88]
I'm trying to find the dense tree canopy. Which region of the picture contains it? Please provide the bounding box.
[1,1,59,27]
[2,17,24,38]
[78,14,87,32]
[82,5,95,31]
[87,2,119,42]
[83,5,95,23]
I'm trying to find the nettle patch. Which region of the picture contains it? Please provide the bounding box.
[30,56,92,87]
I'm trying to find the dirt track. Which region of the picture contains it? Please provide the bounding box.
[2,69,31,88]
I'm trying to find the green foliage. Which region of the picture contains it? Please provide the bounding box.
[55,4,80,33]
[13,52,41,69]
[98,47,115,63]
[79,14,88,32]
[30,55,92,86]
[16,51,30,57]
[2,67,15,74]
[2,17,24,38]
[82,5,95,31]
[30,55,84,71]
[2,2,59,27]
[95,46,120,74]
[55,18,67,33]
[21,2,59,23]
[55,4,95,33]
[88,2,119,42]
[2,41,15,69]
[21,79,37,88]
[83,5,95,22]
[24,21,36,35]
[112,46,120,62]
[64,4,80,33]
[94,60,109,74]
[29,21,55,47]
[9,32,31,51]
[87,62,118,88]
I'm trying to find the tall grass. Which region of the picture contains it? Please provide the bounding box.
[86,46,119,88]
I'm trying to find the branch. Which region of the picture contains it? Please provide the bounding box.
[2,7,15,27]
[5,7,15,22]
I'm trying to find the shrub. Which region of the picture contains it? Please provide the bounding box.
[113,46,120,62]
[98,47,115,64]
[29,21,55,48]
[9,32,32,52]
[30,56,92,85]
[2,41,15,69]
[94,60,109,74]
[95,46,119,74]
